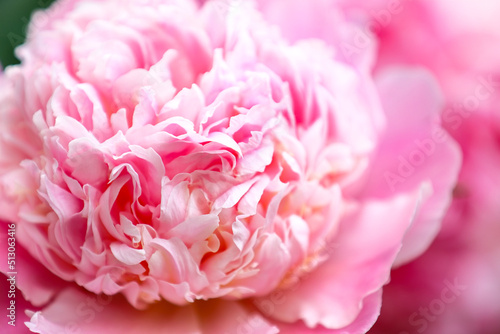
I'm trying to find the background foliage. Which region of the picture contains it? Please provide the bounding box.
[0,0,56,67]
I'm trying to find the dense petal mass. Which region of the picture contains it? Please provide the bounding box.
[0,0,461,333]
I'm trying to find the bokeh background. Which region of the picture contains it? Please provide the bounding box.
[0,0,56,67]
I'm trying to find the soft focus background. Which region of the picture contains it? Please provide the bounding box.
[0,0,55,67]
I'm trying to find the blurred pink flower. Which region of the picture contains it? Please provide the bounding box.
[335,0,500,333]
[368,108,500,334]
[0,0,460,333]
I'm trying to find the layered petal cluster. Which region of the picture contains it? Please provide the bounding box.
[0,0,461,333]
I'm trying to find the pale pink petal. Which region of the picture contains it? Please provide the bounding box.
[27,288,201,334]
[276,291,382,334]
[196,300,279,334]
[0,221,68,307]
[361,68,462,265]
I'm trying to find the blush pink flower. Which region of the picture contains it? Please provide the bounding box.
[0,0,460,333]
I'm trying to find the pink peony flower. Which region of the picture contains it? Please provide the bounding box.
[0,0,460,332]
